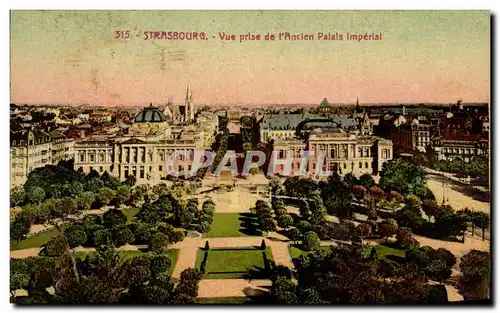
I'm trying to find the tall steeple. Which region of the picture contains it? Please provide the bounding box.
[185,83,194,121]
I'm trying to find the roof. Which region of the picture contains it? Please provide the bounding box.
[134,105,166,123]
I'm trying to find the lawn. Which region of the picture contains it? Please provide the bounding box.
[372,244,405,260]
[72,249,179,276]
[195,247,273,279]
[288,245,332,259]
[121,207,139,224]
[10,227,62,251]
[204,213,262,238]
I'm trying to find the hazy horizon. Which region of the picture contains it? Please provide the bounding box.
[10,10,490,107]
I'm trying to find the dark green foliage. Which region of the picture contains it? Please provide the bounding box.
[150,254,171,275]
[64,225,88,248]
[149,232,170,254]
[111,225,135,247]
[102,209,127,229]
[302,231,320,251]
[296,220,312,234]
[43,234,69,256]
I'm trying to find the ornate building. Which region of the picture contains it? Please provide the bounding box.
[73,104,218,184]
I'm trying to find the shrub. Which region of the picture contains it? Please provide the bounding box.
[43,234,69,256]
[64,225,87,248]
[296,220,312,234]
[150,254,172,275]
[303,231,320,251]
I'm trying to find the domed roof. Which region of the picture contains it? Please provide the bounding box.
[134,105,166,123]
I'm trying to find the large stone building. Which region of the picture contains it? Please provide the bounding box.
[10,130,74,188]
[262,112,393,178]
[73,104,217,184]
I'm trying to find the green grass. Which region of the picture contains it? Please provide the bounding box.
[121,207,139,224]
[195,247,273,279]
[372,244,405,260]
[288,245,332,259]
[204,213,261,238]
[196,297,249,304]
[72,249,179,276]
[10,227,62,251]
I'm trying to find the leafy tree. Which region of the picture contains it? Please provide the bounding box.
[150,254,172,276]
[93,229,112,246]
[171,268,203,303]
[352,185,367,201]
[85,177,105,193]
[43,234,70,256]
[10,215,30,242]
[271,276,298,304]
[115,185,131,205]
[359,174,376,188]
[82,214,101,232]
[98,187,116,206]
[260,217,277,233]
[296,220,312,234]
[196,221,211,234]
[178,209,194,228]
[387,190,405,203]
[78,191,96,211]
[124,175,137,187]
[472,212,490,241]
[64,225,88,248]
[10,272,29,296]
[377,220,396,243]
[149,232,170,254]
[102,209,127,229]
[379,159,426,195]
[288,228,300,244]
[10,186,26,207]
[396,227,419,250]
[303,231,320,251]
[58,197,78,223]
[422,200,440,221]
[459,250,490,300]
[434,210,467,239]
[355,223,372,245]
[425,259,452,283]
[133,222,154,243]
[277,214,294,230]
[111,225,135,246]
[26,186,46,204]
[434,248,457,268]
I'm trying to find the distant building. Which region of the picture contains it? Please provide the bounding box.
[10,130,74,188]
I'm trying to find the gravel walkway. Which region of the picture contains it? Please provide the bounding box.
[198,279,272,298]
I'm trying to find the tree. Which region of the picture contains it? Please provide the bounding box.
[359,174,376,188]
[472,212,490,241]
[115,185,131,205]
[93,229,112,246]
[98,187,116,206]
[352,185,367,201]
[425,259,452,283]
[64,225,88,248]
[379,159,426,195]
[354,223,372,245]
[396,227,419,249]
[422,200,440,221]
[260,217,277,233]
[196,221,211,234]
[149,232,170,254]
[26,186,46,204]
[288,228,300,244]
[10,186,25,207]
[271,276,298,304]
[303,231,320,251]
[111,225,135,246]
[10,272,29,296]
[133,222,154,243]
[171,268,203,304]
[102,209,127,229]
[78,191,95,211]
[150,254,172,276]
[10,216,30,243]
[124,175,137,187]
[377,220,396,243]
[85,177,104,193]
[43,234,70,256]
[277,214,294,230]
[434,210,467,239]
[296,220,312,234]
[459,250,490,300]
[58,197,78,222]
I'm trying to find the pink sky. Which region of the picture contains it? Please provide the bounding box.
[10,10,490,106]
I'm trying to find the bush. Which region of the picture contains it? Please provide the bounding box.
[303,231,320,251]
[64,225,87,248]
[149,232,170,253]
[43,234,69,256]
[93,229,112,246]
[196,221,211,234]
[150,254,172,275]
[112,225,135,246]
[133,222,154,243]
[102,209,127,229]
[277,214,294,229]
[296,220,312,234]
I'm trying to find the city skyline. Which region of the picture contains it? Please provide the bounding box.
[10,10,490,106]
